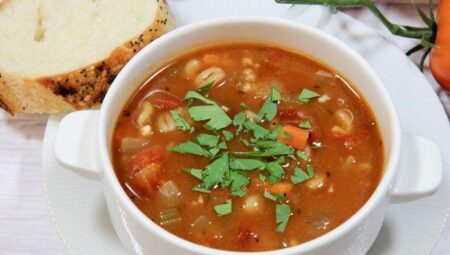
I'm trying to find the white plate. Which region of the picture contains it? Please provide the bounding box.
[42,1,450,254]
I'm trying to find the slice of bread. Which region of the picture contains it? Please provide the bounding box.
[0,0,175,114]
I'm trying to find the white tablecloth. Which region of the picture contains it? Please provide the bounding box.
[0,4,448,255]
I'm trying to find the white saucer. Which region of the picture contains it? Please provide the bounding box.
[42,1,450,254]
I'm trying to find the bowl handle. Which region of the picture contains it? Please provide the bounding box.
[54,110,101,180]
[390,133,442,204]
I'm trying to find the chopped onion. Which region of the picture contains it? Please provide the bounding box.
[158,180,180,203]
[191,215,210,229]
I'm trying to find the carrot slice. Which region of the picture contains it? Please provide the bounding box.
[277,125,309,150]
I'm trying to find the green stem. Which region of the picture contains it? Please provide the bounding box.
[276,0,432,39]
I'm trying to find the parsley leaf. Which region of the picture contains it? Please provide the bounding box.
[298,89,320,103]
[266,161,285,184]
[243,121,270,139]
[188,105,232,131]
[228,171,249,197]
[222,130,234,141]
[267,125,283,140]
[276,204,291,233]
[214,199,232,216]
[233,112,246,132]
[256,87,280,122]
[169,110,191,131]
[208,147,221,158]
[202,153,229,189]
[296,151,309,161]
[192,186,211,193]
[306,165,315,177]
[230,158,266,170]
[232,141,293,157]
[185,91,232,130]
[170,141,211,157]
[196,133,219,147]
[186,168,203,180]
[186,82,214,106]
[298,121,312,129]
[264,191,277,201]
[290,167,311,184]
[258,173,267,182]
[264,191,285,202]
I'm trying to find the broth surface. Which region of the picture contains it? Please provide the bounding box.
[112,44,384,251]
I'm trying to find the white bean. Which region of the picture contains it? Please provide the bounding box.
[306,174,325,190]
[137,101,154,126]
[335,109,353,133]
[243,68,256,82]
[184,59,201,78]
[194,66,226,88]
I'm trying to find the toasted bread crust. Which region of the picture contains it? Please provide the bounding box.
[0,0,174,115]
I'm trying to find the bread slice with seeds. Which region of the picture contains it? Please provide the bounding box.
[0,0,175,114]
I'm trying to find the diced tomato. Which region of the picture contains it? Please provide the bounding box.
[278,125,309,150]
[278,109,307,122]
[147,90,183,110]
[129,145,166,174]
[133,163,161,196]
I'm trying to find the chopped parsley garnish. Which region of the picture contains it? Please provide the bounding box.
[276,204,291,233]
[233,112,246,132]
[185,91,232,130]
[186,168,203,180]
[232,141,293,157]
[256,87,281,122]
[258,173,267,182]
[201,153,229,189]
[267,125,283,140]
[192,186,211,193]
[264,191,285,202]
[167,87,321,233]
[169,110,192,131]
[186,81,214,106]
[290,167,311,184]
[214,199,232,216]
[306,165,315,177]
[296,151,309,161]
[298,89,321,103]
[196,133,219,147]
[266,161,285,184]
[230,158,266,170]
[170,141,211,157]
[228,171,249,197]
[243,121,270,139]
[298,121,312,129]
[222,130,234,141]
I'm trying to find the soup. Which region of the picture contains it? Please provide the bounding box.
[112,44,384,252]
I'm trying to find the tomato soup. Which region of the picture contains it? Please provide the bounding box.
[111,44,384,251]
